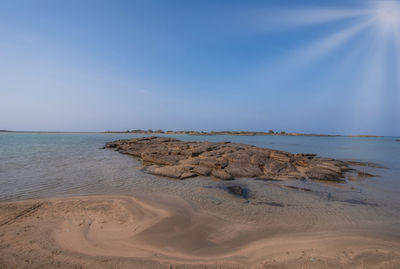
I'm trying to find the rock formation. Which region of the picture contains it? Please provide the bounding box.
[106,136,354,182]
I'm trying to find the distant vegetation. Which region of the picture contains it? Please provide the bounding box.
[104,129,338,137]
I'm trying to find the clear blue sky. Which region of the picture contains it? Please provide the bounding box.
[1,0,399,135]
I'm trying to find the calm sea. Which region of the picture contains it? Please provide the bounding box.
[1,133,399,214]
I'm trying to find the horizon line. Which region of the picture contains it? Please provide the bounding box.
[1,129,397,137]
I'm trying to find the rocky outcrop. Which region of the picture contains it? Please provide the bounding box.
[106,136,353,182]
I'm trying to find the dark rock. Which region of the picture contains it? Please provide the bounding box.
[348,161,385,169]
[225,185,249,199]
[285,185,312,192]
[342,199,379,207]
[255,177,283,182]
[348,171,377,181]
[264,202,285,207]
[105,136,360,182]
[358,171,375,178]
[252,201,285,207]
[106,143,118,148]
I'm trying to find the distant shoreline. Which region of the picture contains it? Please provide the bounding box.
[105,129,338,137]
[0,130,100,134]
[0,129,388,137]
[104,129,385,138]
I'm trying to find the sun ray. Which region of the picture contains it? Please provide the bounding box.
[253,18,375,86]
[257,7,373,29]
[285,18,376,65]
[311,27,376,94]
[247,1,399,134]
[350,29,390,134]
[393,29,400,115]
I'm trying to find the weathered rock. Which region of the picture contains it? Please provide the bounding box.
[181,172,197,179]
[348,161,385,169]
[349,171,376,181]
[211,169,234,180]
[146,165,188,179]
[105,136,361,182]
[358,171,375,178]
[224,163,263,178]
[191,166,212,176]
[305,167,345,181]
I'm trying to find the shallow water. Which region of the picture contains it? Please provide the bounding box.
[0,132,399,230]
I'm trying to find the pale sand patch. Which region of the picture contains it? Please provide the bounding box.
[0,195,399,268]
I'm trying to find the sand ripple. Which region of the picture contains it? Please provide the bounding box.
[1,195,400,268]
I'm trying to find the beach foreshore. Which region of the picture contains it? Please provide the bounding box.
[1,194,399,268]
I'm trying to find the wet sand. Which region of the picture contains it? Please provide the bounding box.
[1,194,400,268]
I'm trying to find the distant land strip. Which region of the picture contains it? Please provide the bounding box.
[104,129,337,137]
[0,129,384,137]
[104,129,383,137]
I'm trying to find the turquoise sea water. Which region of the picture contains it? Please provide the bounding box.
[0,133,399,215]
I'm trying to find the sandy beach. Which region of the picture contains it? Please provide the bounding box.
[1,194,400,268]
[2,0,400,266]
